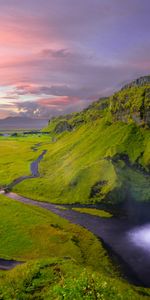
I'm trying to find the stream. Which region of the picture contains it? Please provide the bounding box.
[0,258,23,271]
[5,150,47,191]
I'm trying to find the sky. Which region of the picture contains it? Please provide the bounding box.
[0,0,150,119]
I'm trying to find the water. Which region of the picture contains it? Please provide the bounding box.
[30,150,47,176]
[4,150,47,190]
[0,258,23,270]
[128,223,150,253]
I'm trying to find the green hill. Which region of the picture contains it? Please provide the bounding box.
[14,76,150,209]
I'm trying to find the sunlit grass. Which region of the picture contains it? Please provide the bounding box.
[72,208,112,218]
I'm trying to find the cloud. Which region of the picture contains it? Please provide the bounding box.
[37,96,80,107]
[0,0,150,118]
[14,83,99,99]
[13,95,92,119]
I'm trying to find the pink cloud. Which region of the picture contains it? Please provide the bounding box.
[37,96,80,107]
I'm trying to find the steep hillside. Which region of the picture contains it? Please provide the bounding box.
[43,76,150,133]
[14,76,150,212]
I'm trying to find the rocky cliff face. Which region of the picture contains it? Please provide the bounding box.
[54,120,73,134]
[110,76,150,127]
[122,75,150,89]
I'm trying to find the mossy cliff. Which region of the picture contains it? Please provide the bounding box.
[44,76,150,133]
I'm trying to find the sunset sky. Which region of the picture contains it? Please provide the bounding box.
[0,0,150,119]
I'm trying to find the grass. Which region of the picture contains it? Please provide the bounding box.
[0,194,114,273]
[55,205,68,210]
[72,208,112,218]
[0,258,150,299]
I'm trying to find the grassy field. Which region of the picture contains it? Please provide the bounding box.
[0,135,50,187]
[0,194,111,271]
[0,196,150,299]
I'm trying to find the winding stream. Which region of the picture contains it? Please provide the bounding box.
[5,150,47,191]
[1,150,150,287]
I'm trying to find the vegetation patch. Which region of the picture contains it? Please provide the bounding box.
[90,180,108,199]
[0,258,150,300]
[73,208,112,218]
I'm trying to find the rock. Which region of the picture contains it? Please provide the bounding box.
[111,83,150,127]
[122,75,150,89]
[54,121,73,134]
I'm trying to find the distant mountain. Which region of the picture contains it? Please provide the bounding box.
[0,117,48,131]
